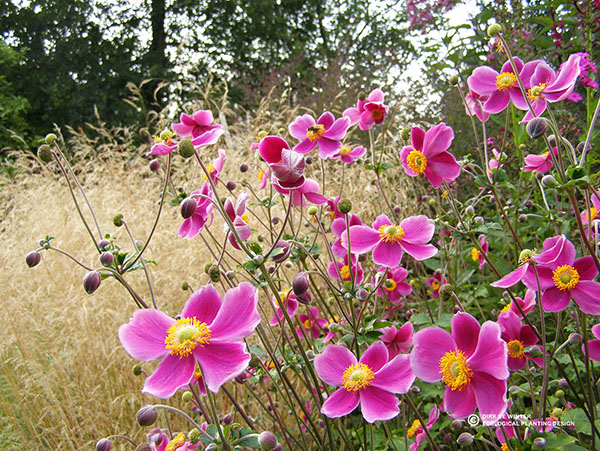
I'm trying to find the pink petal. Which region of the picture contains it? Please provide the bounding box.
[367,88,385,103]
[182,285,222,325]
[172,122,193,137]
[424,167,443,188]
[142,354,195,398]
[343,107,361,125]
[541,287,572,312]
[208,282,260,341]
[180,113,194,126]
[317,138,342,159]
[522,265,555,291]
[584,339,600,362]
[359,341,389,373]
[315,345,356,386]
[443,385,477,419]
[545,54,581,100]
[451,312,481,357]
[259,136,289,163]
[468,66,499,95]
[411,127,425,150]
[345,225,380,253]
[193,341,251,392]
[574,256,598,281]
[593,323,600,339]
[427,152,461,182]
[323,117,351,140]
[321,388,360,418]
[471,373,508,425]
[294,138,318,154]
[360,386,400,423]
[119,309,173,361]
[467,322,509,380]
[410,328,455,382]
[372,354,415,393]
[192,110,214,126]
[572,281,600,315]
[423,123,454,159]
[373,241,403,267]
[289,114,315,140]
[317,111,335,129]
[400,242,437,261]
[372,214,393,230]
[483,90,510,114]
[490,264,528,288]
[191,128,224,148]
[401,215,435,244]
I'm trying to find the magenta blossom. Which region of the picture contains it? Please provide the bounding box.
[289,112,351,159]
[269,289,299,326]
[400,123,461,188]
[488,149,506,178]
[497,311,538,371]
[315,342,415,423]
[533,237,600,314]
[328,255,364,285]
[224,192,251,249]
[148,128,224,156]
[297,306,328,339]
[580,192,600,232]
[259,136,306,189]
[344,214,437,267]
[410,312,509,424]
[333,144,367,164]
[426,271,446,298]
[119,283,261,397]
[465,90,490,122]
[275,178,327,207]
[582,324,600,362]
[523,148,556,173]
[471,235,488,270]
[178,182,214,239]
[325,196,344,221]
[408,405,440,451]
[500,289,537,317]
[205,148,226,184]
[343,88,389,130]
[379,322,414,358]
[376,266,412,303]
[171,110,222,139]
[149,431,199,451]
[331,214,362,258]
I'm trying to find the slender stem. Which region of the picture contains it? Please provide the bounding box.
[122,220,157,308]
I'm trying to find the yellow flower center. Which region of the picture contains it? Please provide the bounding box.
[164,317,211,357]
[439,350,473,391]
[552,265,580,291]
[340,265,351,280]
[340,145,351,156]
[303,318,312,330]
[258,168,266,182]
[342,363,375,391]
[276,289,290,307]
[241,213,250,224]
[507,339,525,358]
[265,359,276,370]
[326,315,339,330]
[203,163,215,181]
[407,419,422,438]
[585,207,599,222]
[378,224,406,243]
[431,280,440,291]
[165,433,186,451]
[500,303,511,313]
[527,83,547,102]
[306,124,326,142]
[501,444,509,451]
[384,278,397,292]
[442,190,449,199]
[496,72,517,91]
[406,149,428,175]
[471,248,480,262]
[518,248,536,265]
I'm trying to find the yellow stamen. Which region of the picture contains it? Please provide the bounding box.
[203,163,215,181]
[384,278,397,292]
[326,315,339,330]
[276,289,290,307]
[407,419,422,438]
[342,363,375,391]
[340,145,351,156]
[340,265,351,280]
[495,72,517,91]
[406,149,427,175]
[518,248,537,265]
[527,83,547,102]
[552,265,580,291]
[585,207,598,222]
[439,350,473,391]
[501,444,509,451]
[165,433,186,451]
[164,318,211,357]
[442,190,449,199]
[471,248,480,262]
[431,280,440,291]
[306,124,326,142]
[378,224,405,243]
[241,213,250,224]
[500,303,511,313]
[507,339,525,359]
[303,319,312,330]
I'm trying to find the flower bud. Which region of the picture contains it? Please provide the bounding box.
[293,274,310,295]
[273,445,283,451]
[253,254,264,265]
[474,216,484,225]
[133,365,142,376]
[358,91,367,101]
[98,239,110,250]
[529,345,542,357]
[221,413,233,425]
[182,391,193,402]
[356,288,368,301]
[308,206,318,216]
[568,332,582,343]
[37,144,54,163]
[338,199,352,214]
[457,432,474,445]
[188,428,202,444]
[305,156,314,164]
[533,437,546,449]
[178,138,195,158]
[555,389,564,399]
[258,431,279,449]
[559,378,569,388]
[209,265,220,282]
[113,214,123,227]
[83,270,101,294]
[410,386,420,394]
[226,271,236,280]
[449,74,459,85]
[45,133,58,145]
[297,291,313,305]
[96,438,112,451]
[226,181,236,191]
[204,262,213,274]
[552,407,563,418]
[518,214,527,222]
[439,283,453,299]
[26,251,41,268]
[451,419,464,430]
[526,117,548,139]
[149,159,160,172]
[100,252,114,266]
[272,240,291,263]
[487,23,502,37]
[465,205,475,216]
[401,127,411,141]
[542,175,560,189]
[180,197,197,219]
[136,405,158,426]
[240,163,249,173]
[577,141,592,154]
[181,281,189,290]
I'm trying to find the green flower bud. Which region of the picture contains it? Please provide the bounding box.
[338,199,352,214]
[182,391,193,402]
[45,133,58,145]
[204,262,213,274]
[37,144,54,163]
[181,281,189,291]
[308,206,318,216]
[188,428,202,444]
[552,407,563,418]
[401,127,411,141]
[449,74,459,85]
[555,389,564,399]
[113,214,123,227]
[487,23,502,37]
[133,365,142,376]
[178,138,195,158]
[358,91,366,101]
[209,265,220,282]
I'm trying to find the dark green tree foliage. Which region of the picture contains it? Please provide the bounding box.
[0,42,30,147]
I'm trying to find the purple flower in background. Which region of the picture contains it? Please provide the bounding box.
[171,110,223,139]
[344,89,389,130]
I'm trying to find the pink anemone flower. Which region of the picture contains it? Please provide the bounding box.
[344,214,437,267]
[149,431,199,451]
[499,289,537,317]
[333,144,367,164]
[488,149,506,177]
[171,110,223,139]
[465,90,490,122]
[269,289,299,326]
[533,237,600,314]
[297,306,328,339]
[259,136,306,190]
[470,235,488,270]
[325,196,344,221]
[400,123,461,188]
[581,192,600,231]
[148,128,224,156]
[426,271,446,298]
[497,311,538,371]
[521,54,582,122]
[328,255,364,285]
[410,312,509,425]
[118,283,261,398]
[178,182,214,239]
[275,178,327,207]
[343,88,389,130]
[582,324,600,362]
[379,322,414,359]
[376,266,412,303]
[205,148,226,184]
[331,214,362,258]
[289,112,351,159]
[523,148,556,173]
[315,342,415,423]
[224,192,251,249]
[408,405,440,451]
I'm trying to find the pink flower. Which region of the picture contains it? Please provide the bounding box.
[259,136,306,190]
[465,90,490,122]
[148,128,224,156]
[470,235,488,270]
[408,405,440,451]
[171,110,222,139]
[269,289,299,326]
[315,342,415,423]
[582,324,600,362]
[297,306,328,339]
[523,148,556,173]
[258,166,270,190]
[580,192,600,230]
[331,214,362,258]
[178,182,214,239]
[149,431,199,451]
[205,148,226,184]
[410,312,509,425]
[289,112,351,159]
[333,144,367,164]
[224,192,251,249]
[119,283,261,397]
[379,322,414,358]
[488,149,506,177]
[521,54,582,122]
[325,196,344,221]
[276,178,327,207]
[426,271,446,298]
[328,255,364,285]
[400,123,461,188]
[375,267,412,303]
[343,89,389,130]
[533,237,600,314]
[344,214,437,267]
[499,289,537,317]
[497,311,538,371]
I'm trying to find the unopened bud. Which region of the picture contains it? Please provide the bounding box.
[356,288,368,300]
[208,265,220,282]
[306,156,314,164]
[226,181,236,191]
[559,378,569,388]
[221,414,233,425]
[297,292,312,305]
[487,23,502,37]
[457,432,474,445]
[96,438,112,451]
[136,405,158,426]
[439,283,453,299]
[410,386,420,394]
[45,133,58,145]
[98,239,110,250]
[358,91,366,101]
[181,281,189,291]
[338,199,352,214]
[182,391,193,402]
[226,271,235,280]
[37,144,54,163]
[526,117,548,139]
[518,214,527,222]
[178,138,195,158]
[133,365,142,376]
[542,174,559,189]
[308,206,318,216]
[533,437,546,449]
[293,275,310,295]
[401,127,411,141]
[568,332,582,343]
[451,419,464,430]
[149,159,160,172]
[100,252,114,266]
[449,74,459,85]
[465,205,475,216]
[188,428,202,444]
[258,431,279,449]
[26,251,41,267]
[204,262,213,274]
[113,214,123,227]
[253,254,264,265]
[180,197,197,219]
[83,270,101,294]
[474,216,484,225]
[240,163,249,172]
[555,389,564,399]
